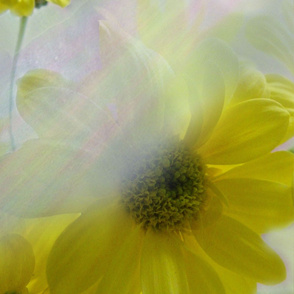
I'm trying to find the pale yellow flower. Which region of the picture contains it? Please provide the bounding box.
[1,18,294,294]
[0,0,70,16]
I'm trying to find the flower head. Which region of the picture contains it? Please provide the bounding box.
[0,0,70,16]
[1,13,294,294]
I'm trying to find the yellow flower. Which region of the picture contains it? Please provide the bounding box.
[0,233,34,294]
[1,19,294,293]
[0,211,78,293]
[0,0,70,16]
[25,214,79,293]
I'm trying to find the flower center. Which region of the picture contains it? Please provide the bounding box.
[121,140,207,231]
[35,0,48,8]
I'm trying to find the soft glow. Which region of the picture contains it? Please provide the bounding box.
[0,0,293,293]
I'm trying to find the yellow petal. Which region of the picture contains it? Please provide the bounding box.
[12,0,34,16]
[141,231,189,294]
[17,69,69,100]
[191,187,223,230]
[266,74,294,141]
[213,265,256,294]
[47,201,134,293]
[95,227,143,294]
[216,151,294,186]
[47,0,70,8]
[183,249,225,294]
[0,3,8,13]
[25,214,79,293]
[0,234,35,293]
[183,233,257,294]
[214,178,294,232]
[199,99,289,164]
[0,140,98,217]
[266,74,294,111]
[231,66,268,104]
[194,216,286,284]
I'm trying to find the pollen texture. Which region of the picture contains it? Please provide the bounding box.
[122,140,207,231]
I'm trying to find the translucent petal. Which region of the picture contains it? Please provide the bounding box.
[164,76,192,140]
[186,61,225,147]
[183,39,239,147]
[282,0,294,35]
[214,178,294,232]
[137,0,200,68]
[47,201,134,293]
[83,17,174,148]
[141,231,189,294]
[246,16,294,74]
[17,70,116,142]
[194,216,286,284]
[204,13,244,43]
[231,66,268,104]
[199,99,289,164]
[0,234,35,293]
[0,140,100,217]
[187,38,239,102]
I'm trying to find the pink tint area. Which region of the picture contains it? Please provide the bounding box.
[275,137,294,151]
[100,0,138,36]
[188,0,244,29]
[17,3,102,82]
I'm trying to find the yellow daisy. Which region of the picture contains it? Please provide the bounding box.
[0,0,70,16]
[45,78,294,292]
[1,19,294,293]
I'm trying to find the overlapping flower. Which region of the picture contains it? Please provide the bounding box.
[0,10,294,292]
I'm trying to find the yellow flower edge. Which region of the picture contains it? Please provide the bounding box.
[0,0,70,16]
[1,22,294,293]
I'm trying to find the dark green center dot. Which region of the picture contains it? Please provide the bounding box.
[121,139,207,232]
[35,0,48,8]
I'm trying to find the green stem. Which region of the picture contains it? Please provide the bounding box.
[8,16,28,151]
